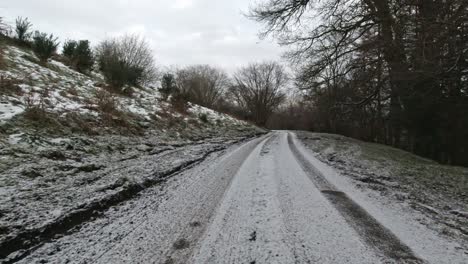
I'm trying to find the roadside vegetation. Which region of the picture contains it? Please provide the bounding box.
[231,62,287,126]
[32,31,59,63]
[296,131,468,241]
[0,17,9,69]
[62,40,94,73]
[96,35,157,93]
[250,0,468,167]
[0,15,265,261]
[14,17,32,44]
[0,38,263,254]
[158,62,289,126]
[0,16,287,139]
[0,16,292,136]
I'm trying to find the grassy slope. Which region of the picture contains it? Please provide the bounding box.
[0,39,262,137]
[295,131,468,242]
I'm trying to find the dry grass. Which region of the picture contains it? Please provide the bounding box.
[62,112,98,135]
[0,50,5,70]
[0,76,23,95]
[169,94,189,115]
[94,88,120,113]
[0,37,8,70]
[22,89,52,123]
[22,106,48,122]
[93,88,143,135]
[68,87,79,96]
[297,131,468,208]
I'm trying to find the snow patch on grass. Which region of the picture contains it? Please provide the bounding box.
[295,131,468,250]
[0,102,24,121]
[292,132,468,263]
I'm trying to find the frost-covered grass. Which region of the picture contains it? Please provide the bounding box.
[0,42,258,137]
[0,41,264,260]
[0,132,255,260]
[0,101,24,122]
[296,132,468,242]
[298,132,467,197]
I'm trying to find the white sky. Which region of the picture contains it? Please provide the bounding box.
[1,0,285,73]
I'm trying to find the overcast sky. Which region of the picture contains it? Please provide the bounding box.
[1,0,284,73]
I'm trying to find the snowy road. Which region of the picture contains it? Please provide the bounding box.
[14,131,466,263]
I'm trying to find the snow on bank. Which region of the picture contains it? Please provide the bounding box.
[0,42,263,261]
[0,133,258,261]
[292,132,468,263]
[0,101,24,122]
[0,44,249,130]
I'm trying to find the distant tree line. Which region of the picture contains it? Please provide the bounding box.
[250,0,468,166]
[158,62,288,126]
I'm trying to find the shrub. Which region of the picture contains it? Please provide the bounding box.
[99,55,129,88]
[0,76,23,95]
[92,88,142,133]
[62,39,94,73]
[15,17,33,43]
[159,73,177,100]
[174,65,228,108]
[170,91,189,114]
[94,88,119,113]
[0,52,4,70]
[62,40,77,58]
[0,40,5,70]
[22,88,59,127]
[199,113,209,123]
[0,17,9,36]
[96,34,157,90]
[74,40,94,72]
[32,31,59,63]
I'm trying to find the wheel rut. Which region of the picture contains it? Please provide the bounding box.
[287,132,426,264]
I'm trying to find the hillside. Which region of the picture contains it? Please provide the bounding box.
[0,41,264,261]
[0,43,260,137]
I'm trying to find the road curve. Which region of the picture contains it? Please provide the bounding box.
[17,131,427,264]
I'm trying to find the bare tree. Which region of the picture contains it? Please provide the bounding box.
[175,65,229,108]
[250,0,468,165]
[96,34,157,89]
[118,35,157,84]
[231,62,288,126]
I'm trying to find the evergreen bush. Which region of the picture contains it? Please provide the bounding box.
[62,40,94,73]
[15,17,33,43]
[32,31,59,63]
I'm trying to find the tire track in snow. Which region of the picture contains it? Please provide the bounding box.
[156,135,273,264]
[287,132,426,264]
[270,133,381,263]
[14,135,268,264]
[190,134,298,264]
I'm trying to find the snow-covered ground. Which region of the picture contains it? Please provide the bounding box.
[0,45,252,129]
[6,131,466,263]
[0,42,264,261]
[295,132,468,254]
[192,133,382,263]
[2,42,465,263]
